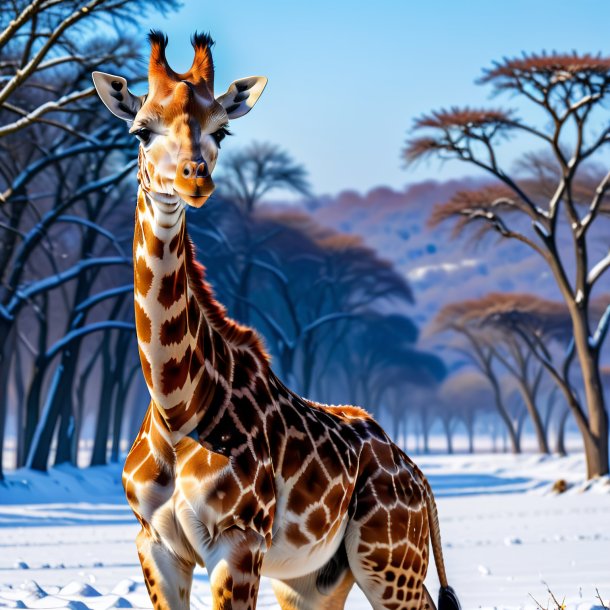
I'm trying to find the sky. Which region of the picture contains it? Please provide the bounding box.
[142,0,610,198]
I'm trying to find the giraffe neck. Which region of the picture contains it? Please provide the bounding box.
[133,188,211,438]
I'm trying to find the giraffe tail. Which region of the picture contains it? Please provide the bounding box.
[424,483,461,610]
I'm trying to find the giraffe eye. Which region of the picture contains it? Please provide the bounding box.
[211,126,231,148]
[133,128,151,144]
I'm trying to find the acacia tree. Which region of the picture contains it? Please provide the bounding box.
[433,305,522,453]
[446,293,575,454]
[406,53,610,478]
[476,292,610,458]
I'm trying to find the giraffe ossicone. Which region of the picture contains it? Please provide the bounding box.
[92,30,461,610]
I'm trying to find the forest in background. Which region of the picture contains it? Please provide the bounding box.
[0,0,609,481]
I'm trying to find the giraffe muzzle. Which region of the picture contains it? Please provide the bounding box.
[174,159,215,207]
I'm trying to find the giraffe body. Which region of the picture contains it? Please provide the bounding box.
[93,31,460,610]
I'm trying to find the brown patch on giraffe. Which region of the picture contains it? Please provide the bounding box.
[135,301,152,343]
[234,548,257,574]
[232,350,257,389]
[213,573,234,609]
[135,256,154,297]
[232,493,258,525]
[146,161,156,184]
[169,232,184,256]
[232,395,262,433]
[187,294,200,336]
[233,583,251,602]
[287,485,310,516]
[137,191,146,213]
[142,218,164,259]
[362,508,390,546]
[205,471,241,512]
[161,345,191,394]
[124,479,139,509]
[285,522,309,547]
[159,309,187,346]
[134,220,144,246]
[152,465,172,487]
[149,413,174,464]
[126,436,149,467]
[318,438,346,479]
[280,435,311,480]
[132,452,161,483]
[166,399,198,431]
[296,458,330,499]
[255,468,274,505]
[179,441,228,477]
[324,483,345,513]
[158,269,186,309]
[189,346,204,381]
[305,506,328,537]
[389,512,409,541]
[138,347,153,388]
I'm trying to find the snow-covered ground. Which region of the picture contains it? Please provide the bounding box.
[1,454,609,609]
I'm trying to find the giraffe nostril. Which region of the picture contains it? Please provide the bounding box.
[196,161,209,179]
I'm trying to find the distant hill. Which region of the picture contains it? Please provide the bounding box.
[264,179,560,328]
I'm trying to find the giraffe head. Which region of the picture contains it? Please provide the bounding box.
[92,31,267,207]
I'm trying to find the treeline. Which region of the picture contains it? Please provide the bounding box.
[0,0,175,477]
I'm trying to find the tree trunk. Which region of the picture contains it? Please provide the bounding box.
[443,419,453,454]
[518,382,549,454]
[571,309,609,477]
[26,361,66,471]
[421,414,430,454]
[555,409,570,457]
[487,372,520,454]
[392,408,400,445]
[466,418,475,454]
[54,351,79,465]
[111,341,135,463]
[0,326,15,479]
[90,332,115,466]
[13,342,25,469]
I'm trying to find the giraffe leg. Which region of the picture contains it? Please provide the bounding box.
[345,478,432,610]
[136,528,195,610]
[272,569,355,610]
[203,528,265,610]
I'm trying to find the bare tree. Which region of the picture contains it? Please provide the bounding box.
[406,53,610,478]
[439,371,492,454]
[215,142,311,214]
[432,302,522,453]
[438,370,494,453]
[0,0,178,476]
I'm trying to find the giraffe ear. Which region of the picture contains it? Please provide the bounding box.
[216,76,267,119]
[92,71,143,122]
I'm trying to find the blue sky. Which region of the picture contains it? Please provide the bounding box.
[145,1,610,197]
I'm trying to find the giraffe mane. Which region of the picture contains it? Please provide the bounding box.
[183,235,271,364]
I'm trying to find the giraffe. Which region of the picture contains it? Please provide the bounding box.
[92,31,461,610]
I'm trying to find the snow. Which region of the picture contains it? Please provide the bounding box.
[1,454,609,609]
